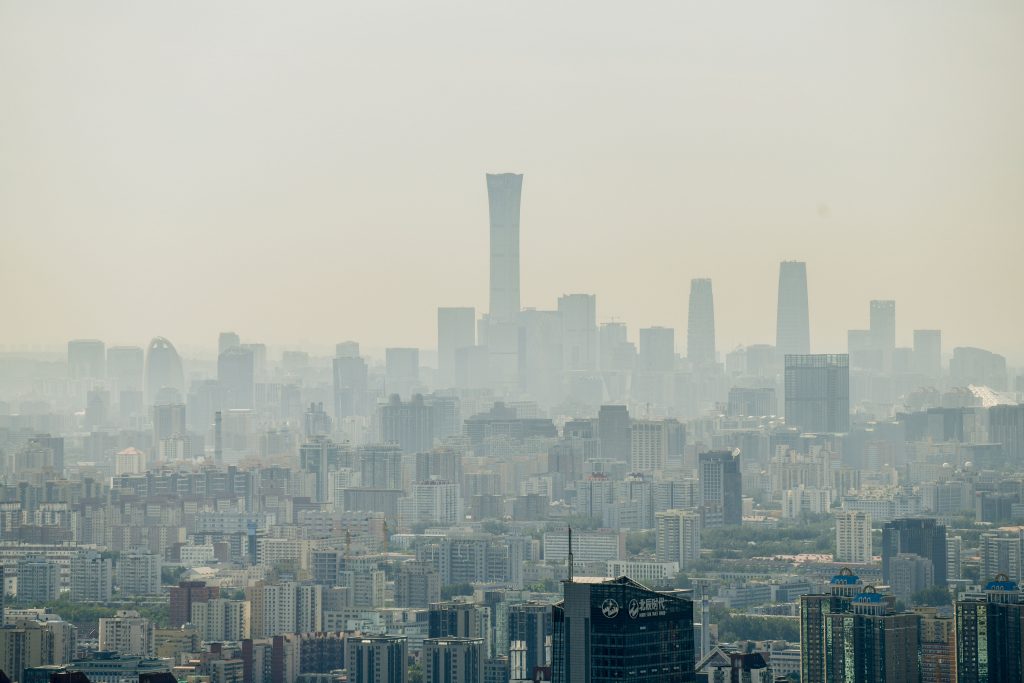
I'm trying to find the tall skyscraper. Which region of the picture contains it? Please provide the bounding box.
[698,450,742,528]
[144,337,185,405]
[438,307,476,388]
[68,339,106,380]
[558,294,598,372]
[913,329,942,379]
[882,518,948,588]
[486,173,523,323]
[686,279,715,366]
[218,345,255,410]
[218,331,240,355]
[955,576,1024,683]
[597,405,631,462]
[776,261,810,358]
[106,346,144,391]
[385,347,420,398]
[552,575,695,683]
[784,354,850,433]
[869,300,896,372]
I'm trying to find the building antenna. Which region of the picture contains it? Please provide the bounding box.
[567,526,574,583]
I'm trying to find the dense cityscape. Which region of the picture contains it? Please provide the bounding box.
[0,171,1021,683]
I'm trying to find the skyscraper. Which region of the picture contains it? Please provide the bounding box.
[218,331,240,355]
[686,279,715,366]
[144,337,185,405]
[218,345,255,410]
[784,354,850,433]
[869,300,896,372]
[824,588,920,683]
[346,636,408,683]
[508,603,553,678]
[882,518,948,588]
[955,576,1024,683]
[597,405,631,462]
[385,347,420,398]
[776,261,810,358]
[913,330,942,379]
[68,339,106,380]
[552,575,695,683]
[638,327,675,372]
[333,354,368,419]
[558,294,598,372]
[486,173,523,323]
[698,450,742,528]
[106,346,144,391]
[438,307,476,388]
[424,638,484,683]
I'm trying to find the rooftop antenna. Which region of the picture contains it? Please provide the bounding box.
[567,526,574,583]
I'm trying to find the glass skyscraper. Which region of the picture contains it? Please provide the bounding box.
[776,261,810,358]
[784,354,850,433]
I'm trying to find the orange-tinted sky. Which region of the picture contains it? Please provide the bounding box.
[1,1,1021,362]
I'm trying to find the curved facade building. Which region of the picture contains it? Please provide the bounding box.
[144,337,185,405]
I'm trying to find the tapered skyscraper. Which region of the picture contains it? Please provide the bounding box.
[486,173,522,323]
[776,261,810,357]
[687,278,716,365]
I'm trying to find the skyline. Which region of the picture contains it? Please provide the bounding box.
[2,1,1022,361]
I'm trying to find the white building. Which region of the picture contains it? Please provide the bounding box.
[834,510,873,564]
[116,550,161,597]
[99,610,155,657]
[655,509,702,569]
[781,487,832,518]
[630,420,668,472]
[543,530,622,563]
[191,598,251,642]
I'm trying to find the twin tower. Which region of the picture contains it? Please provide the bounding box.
[485,173,812,361]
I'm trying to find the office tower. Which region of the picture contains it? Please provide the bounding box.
[385,347,420,398]
[630,420,668,472]
[107,346,144,391]
[686,279,716,366]
[487,173,523,323]
[835,511,873,564]
[558,294,598,372]
[950,346,1008,390]
[218,331,240,355]
[411,480,462,525]
[800,568,864,683]
[599,322,629,371]
[824,589,920,682]
[424,638,484,683]
[191,599,251,642]
[347,636,408,683]
[169,581,220,627]
[913,330,942,379]
[395,561,441,608]
[597,405,631,462]
[218,345,255,410]
[116,550,161,598]
[153,402,186,443]
[144,337,185,405]
[299,437,344,503]
[70,550,113,602]
[639,327,675,372]
[438,307,476,388]
[68,339,106,379]
[882,518,947,588]
[989,404,1024,463]
[379,394,434,454]
[336,340,360,358]
[429,602,490,642]
[776,261,810,357]
[869,300,896,371]
[699,450,742,528]
[726,387,777,418]
[847,329,876,370]
[508,603,553,677]
[358,444,404,490]
[247,582,323,637]
[416,449,463,484]
[955,576,1024,683]
[552,575,695,683]
[333,354,368,419]
[99,610,155,657]
[784,354,850,433]
[16,557,59,604]
[655,509,702,569]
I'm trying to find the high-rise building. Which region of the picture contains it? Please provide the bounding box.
[424,637,484,683]
[358,444,404,490]
[218,331,241,355]
[915,606,955,683]
[558,294,598,372]
[776,261,810,358]
[379,394,434,454]
[218,346,255,410]
[70,550,113,603]
[726,387,777,418]
[799,568,863,683]
[428,602,490,643]
[988,404,1024,463]
[869,300,896,372]
[385,347,420,399]
[950,346,1008,390]
[686,279,715,366]
[191,599,251,642]
[333,354,368,419]
[784,354,850,434]
[956,576,1024,683]
[597,405,631,462]
[487,173,523,324]
[116,550,161,598]
[552,575,695,683]
[599,322,630,372]
[882,518,947,588]
[655,509,701,569]
[824,588,920,682]
[153,403,186,443]
[98,611,155,657]
[169,581,219,628]
[835,511,873,564]
[395,561,441,608]
[630,420,669,472]
[68,339,106,380]
[346,636,408,683]
[438,307,476,389]
[638,327,675,373]
[144,337,185,405]
[16,557,59,605]
[106,346,144,391]
[508,603,552,678]
[698,450,742,528]
[913,330,942,380]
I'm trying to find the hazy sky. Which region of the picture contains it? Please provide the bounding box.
[2,1,1022,362]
